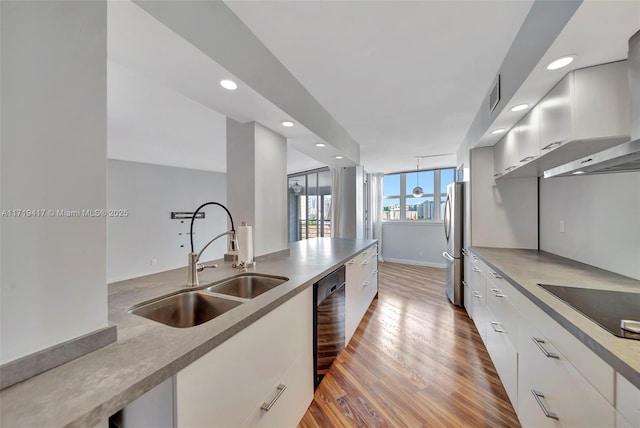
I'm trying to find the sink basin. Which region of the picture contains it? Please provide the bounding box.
[129,291,242,328]
[207,273,288,299]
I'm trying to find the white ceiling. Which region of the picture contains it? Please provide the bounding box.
[108,0,640,176]
[477,0,640,148]
[225,0,534,173]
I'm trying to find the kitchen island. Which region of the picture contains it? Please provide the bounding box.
[0,238,377,428]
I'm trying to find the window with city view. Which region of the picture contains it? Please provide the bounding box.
[287,168,332,242]
[383,167,455,221]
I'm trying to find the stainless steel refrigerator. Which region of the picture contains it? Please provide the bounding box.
[443,182,464,306]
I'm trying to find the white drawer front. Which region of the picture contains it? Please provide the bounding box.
[616,373,640,428]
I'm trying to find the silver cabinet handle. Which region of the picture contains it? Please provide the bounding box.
[372,270,378,275]
[362,280,370,286]
[472,267,481,272]
[362,260,370,265]
[541,141,562,151]
[490,321,505,333]
[347,259,356,265]
[493,173,502,178]
[472,256,479,261]
[532,337,559,359]
[261,384,286,411]
[531,390,559,420]
[490,288,504,298]
[472,291,481,298]
[461,248,469,256]
[490,271,502,279]
[462,280,468,287]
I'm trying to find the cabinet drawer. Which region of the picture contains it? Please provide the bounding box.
[176,288,313,428]
[486,274,518,348]
[486,319,518,410]
[510,288,615,403]
[518,316,615,428]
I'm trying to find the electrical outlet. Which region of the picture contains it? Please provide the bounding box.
[559,220,565,233]
[150,258,158,266]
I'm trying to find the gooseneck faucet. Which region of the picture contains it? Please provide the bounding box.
[187,202,237,287]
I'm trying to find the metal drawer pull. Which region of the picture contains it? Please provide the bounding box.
[472,256,479,261]
[362,281,370,286]
[472,267,481,272]
[532,337,559,359]
[347,259,356,265]
[490,271,502,279]
[531,390,559,420]
[372,270,378,275]
[261,384,286,411]
[472,291,481,298]
[490,321,505,333]
[362,260,370,265]
[490,288,504,298]
[462,280,468,287]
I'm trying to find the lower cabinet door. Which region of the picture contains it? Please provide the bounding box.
[176,287,313,428]
[517,317,615,428]
[486,316,518,410]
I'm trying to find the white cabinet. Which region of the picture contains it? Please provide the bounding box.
[517,105,541,163]
[175,287,313,428]
[493,127,519,178]
[540,60,630,154]
[467,252,488,343]
[517,316,615,428]
[616,373,640,428]
[485,271,518,409]
[345,244,378,344]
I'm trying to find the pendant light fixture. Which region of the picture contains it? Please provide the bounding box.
[412,157,423,197]
[289,180,304,195]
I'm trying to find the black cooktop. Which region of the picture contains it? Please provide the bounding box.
[538,284,640,341]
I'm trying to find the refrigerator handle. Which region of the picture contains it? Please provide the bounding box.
[443,194,451,241]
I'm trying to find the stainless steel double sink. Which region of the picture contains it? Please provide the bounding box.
[128,273,288,328]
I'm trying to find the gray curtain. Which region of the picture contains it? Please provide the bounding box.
[330,167,343,238]
[370,173,384,262]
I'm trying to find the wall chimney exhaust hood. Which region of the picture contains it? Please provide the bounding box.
[544,30,640,178]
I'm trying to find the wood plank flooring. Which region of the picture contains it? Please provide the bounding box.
[299,262,521,428]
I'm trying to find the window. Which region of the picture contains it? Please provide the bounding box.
[288,168,332,242]
[383,167,455,221]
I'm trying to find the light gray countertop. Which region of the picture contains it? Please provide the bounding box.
[470,247,640,390]
[0,238,376,428]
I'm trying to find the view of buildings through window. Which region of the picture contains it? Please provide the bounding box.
[383,168,455,221]
[287,168,332,242]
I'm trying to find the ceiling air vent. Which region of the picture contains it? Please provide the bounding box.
[489,74,501,112]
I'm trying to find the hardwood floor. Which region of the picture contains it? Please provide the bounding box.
[299,262,521,428]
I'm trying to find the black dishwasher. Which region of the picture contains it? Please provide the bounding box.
[313,265,346,389]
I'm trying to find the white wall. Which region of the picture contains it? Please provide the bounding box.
[1,2,108,363]
[227,120,288,257]
[107,160,227,283]
[382,223,447,268]
[254,123,288,256]
[540,172,640,280]
[471,147,538,249]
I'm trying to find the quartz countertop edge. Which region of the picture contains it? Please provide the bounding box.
[470,246,640,390]
[0,238,377,428]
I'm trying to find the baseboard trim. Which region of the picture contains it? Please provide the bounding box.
[0,324,117,390]
[382,258,446,269]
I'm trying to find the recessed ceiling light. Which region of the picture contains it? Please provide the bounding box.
[219,79,238,90]
[546,56,575,71]
[510,104,529,112]
[335,155,343,159]
[281,121,294,127]
[572,171,585,175]
[315,143,326,148]
[491,128,506,135]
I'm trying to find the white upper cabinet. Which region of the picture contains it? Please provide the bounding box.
[539,76,573,153]
[495,60,630,179]
[493,126,519,177]
[518,105,541,162]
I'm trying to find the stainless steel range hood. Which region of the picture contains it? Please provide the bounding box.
[544,30,640,178]
[543,139,640,177]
